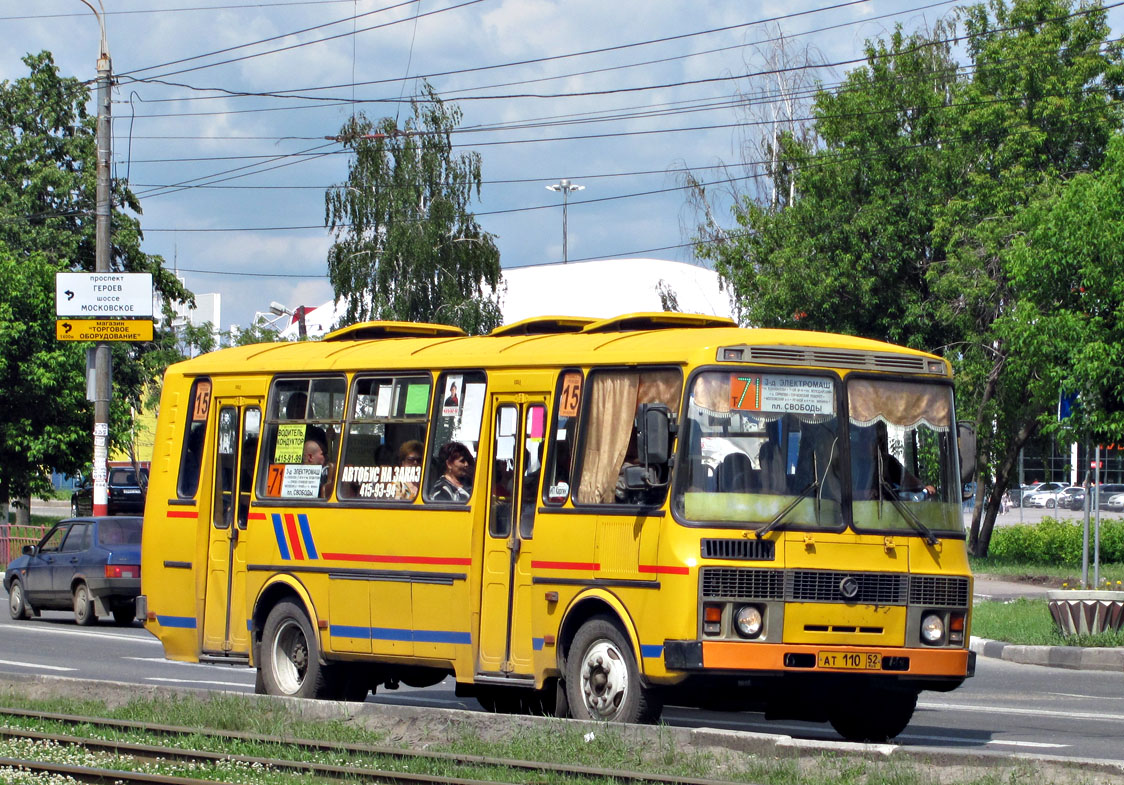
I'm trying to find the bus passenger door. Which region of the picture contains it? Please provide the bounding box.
[202,401,261,656]
[478,396,547,677]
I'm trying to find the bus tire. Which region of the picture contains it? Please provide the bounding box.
[260,600,333,699]
[828,687,917,742]
[565,616,662,724]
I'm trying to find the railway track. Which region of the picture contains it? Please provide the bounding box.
[0,707,742,785]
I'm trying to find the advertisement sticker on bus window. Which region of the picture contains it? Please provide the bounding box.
[442,375,463,417]
[192,381,212,421]
[529,406,545,438]
[278,464,322,499]
[729,373,835,415]
[404,384,429,415]
[374,384,393,417]
[339,464,422,499]
[274,423,306,463]
[560,373,581,418]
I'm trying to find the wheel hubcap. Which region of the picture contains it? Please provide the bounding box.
[579,640,628,719]
[10,586,21,615]
[271,619,309,694]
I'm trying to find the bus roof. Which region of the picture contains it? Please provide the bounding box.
[170,314,949,378]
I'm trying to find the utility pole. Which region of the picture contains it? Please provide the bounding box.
[545,179,584,263]
[83,0,112,515]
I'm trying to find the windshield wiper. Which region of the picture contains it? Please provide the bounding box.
[879,480,938,545]
[755,480,818,540]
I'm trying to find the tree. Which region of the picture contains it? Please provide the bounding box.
[692,0,1124,554]
[0,52,191,507]
[325,82,502,335]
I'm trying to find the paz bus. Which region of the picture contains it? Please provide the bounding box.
[138,312,974,742]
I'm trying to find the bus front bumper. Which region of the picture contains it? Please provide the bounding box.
[664,640,975,680]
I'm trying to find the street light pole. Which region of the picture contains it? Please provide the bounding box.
[545,179,584,263]
[81,0,112,516]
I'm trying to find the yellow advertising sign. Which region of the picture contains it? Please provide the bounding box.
[274,423,307,463]
[56,319,153,342]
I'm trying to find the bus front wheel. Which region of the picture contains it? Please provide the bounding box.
[565,617,661,724]
[828,687,917,742]
[260,600,333,699]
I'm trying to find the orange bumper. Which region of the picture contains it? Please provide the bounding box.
[702,641,971,677]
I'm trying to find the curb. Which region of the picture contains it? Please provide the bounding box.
[970,636,1124,672]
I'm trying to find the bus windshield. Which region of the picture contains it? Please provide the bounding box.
[673,370,843,530]
[848,377,963,536]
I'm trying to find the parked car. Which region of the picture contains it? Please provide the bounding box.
[1062,486,1086,510]
[1005,485,1038,507]
[1026,484,1082,509]
[1020,481,1068,507]
[4,517,142,626]
[1094,484,1124,510]
[1106,493,1124,513]
[71,467,148,516]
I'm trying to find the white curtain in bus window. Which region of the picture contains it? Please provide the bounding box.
[338,375,431,501]
[574,369,681,505]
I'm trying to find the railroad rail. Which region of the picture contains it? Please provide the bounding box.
[0,707,743,785]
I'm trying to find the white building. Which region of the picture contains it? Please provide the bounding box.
[276,258,734,340]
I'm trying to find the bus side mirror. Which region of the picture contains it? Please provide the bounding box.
[957,422,977,484]
[636,404,674,466]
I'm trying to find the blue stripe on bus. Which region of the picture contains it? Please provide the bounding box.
[329,626,470,644]
[157,615,197,629]
[271,513,290,560]
[298,513,318,560]
[640,644,664,658]
[533,638,545,651]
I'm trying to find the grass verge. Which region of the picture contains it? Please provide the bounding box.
[0,690,1100,785]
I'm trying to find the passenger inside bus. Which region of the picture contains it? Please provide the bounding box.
[303,428,336,498]
[430,441,474,502]
[394,439,423,500]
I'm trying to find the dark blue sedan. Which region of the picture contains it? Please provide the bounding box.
[5,517,142,626]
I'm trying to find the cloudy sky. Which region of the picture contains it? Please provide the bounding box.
[3,0,1109,330]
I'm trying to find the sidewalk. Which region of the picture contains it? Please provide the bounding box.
[971,575,1124,672]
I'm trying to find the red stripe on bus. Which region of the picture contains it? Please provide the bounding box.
[247,512,266,521]
[166,511,198,519]
[639,564,690,575]
[321,553,471,566]
[531,561,599,571]
[283,513,305,561]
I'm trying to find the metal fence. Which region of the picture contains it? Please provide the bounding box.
[1,524,47,567]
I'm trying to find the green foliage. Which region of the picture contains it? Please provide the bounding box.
[986,518,1124,566]
[973,598,1124,647]
[692,0,1124,556]
[0,52,193,500]
[325,82,502,335]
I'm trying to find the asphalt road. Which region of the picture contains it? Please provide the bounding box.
[1,597,1123,763]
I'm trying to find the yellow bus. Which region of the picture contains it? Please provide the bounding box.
[138,312,974,742]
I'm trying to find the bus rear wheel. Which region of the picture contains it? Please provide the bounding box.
[260,600,333,699]
[565,617,661,724]
[828,687,917,742]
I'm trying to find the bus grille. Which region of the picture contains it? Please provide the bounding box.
[700,538,775,561]
[909,575,970,607]
[788,570,907,604]
[742,346,937,374]
[701,568,784,600]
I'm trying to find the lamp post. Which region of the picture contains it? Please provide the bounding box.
[545,179,584,263]
[270,301,307,340]
[79,0,112,516]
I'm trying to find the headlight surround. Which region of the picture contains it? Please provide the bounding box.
[734,604,763,638]
[920,612,945,645]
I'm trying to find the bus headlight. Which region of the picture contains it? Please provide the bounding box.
[734,605,763,638]
[920,612,945,645]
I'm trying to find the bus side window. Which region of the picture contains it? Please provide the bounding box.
[424,371,487,504]
[573,367,682,506]
[543,370,582,505]
[259,376,346,502]
[178,378,211,499]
